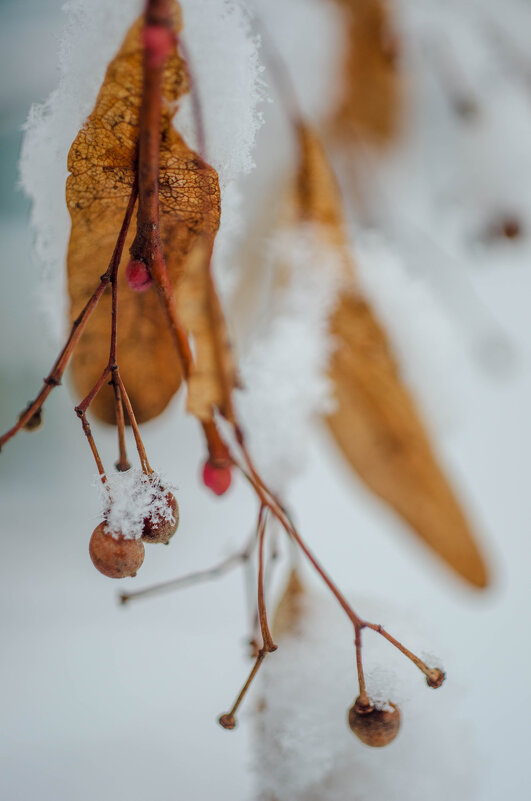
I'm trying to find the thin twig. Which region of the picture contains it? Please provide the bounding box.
[219,650,267,730]
[119,541,254,605]
[107,206,130,471]
[354,625,370,708]
[363,622,444,686]
[111,370,130,471]
[77,411,106,483]
[116,372,152,474]
[75,365,112,416]
[256,506,277,653]
[236,441,362,628]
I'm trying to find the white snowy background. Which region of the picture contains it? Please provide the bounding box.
[0,0,530,799]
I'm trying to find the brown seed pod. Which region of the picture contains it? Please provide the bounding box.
[89,522,145,578]
[348,696,401,747]
[141,492,179,544]
[218,713,236,730]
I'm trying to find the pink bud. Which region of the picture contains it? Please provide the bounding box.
[126,259,152,292]
[143,25,175,69]
[202,460,232,496]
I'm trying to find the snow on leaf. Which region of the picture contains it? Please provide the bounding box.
[237,224,344,487]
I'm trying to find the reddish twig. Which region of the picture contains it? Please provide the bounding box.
[111,371,130,472]
[354,626,370,709]
[363,623,445,687]
[203,418,233,467]
[115,371,152,474]
[219,650,266,730]
[77,411,106,483]
[130,0,193,380]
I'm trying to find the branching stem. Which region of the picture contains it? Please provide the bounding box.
[234,441,441,686]
[0,184,137,451]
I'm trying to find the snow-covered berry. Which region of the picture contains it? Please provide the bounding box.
[125,259,152,292]
[89,522,145,579]
[141,492,179,544]
[348,697,401,748]
[202,459,232,496]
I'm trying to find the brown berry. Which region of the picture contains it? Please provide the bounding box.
[141,492,179,544]
[485,214,523,242]
[89,522,145,579]
[218,713,236,730]
[501,217,522,240]
[348,697,401,748]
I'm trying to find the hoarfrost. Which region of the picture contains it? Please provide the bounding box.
[237,225,345,489]
[354,231,465,431]
[99,468,177,540]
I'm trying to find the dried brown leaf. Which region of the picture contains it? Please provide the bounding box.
[327,0,402,146]
[174,236,237,421]
[293,123,488,587]
[328,292,488,587]
[66,3,221,423]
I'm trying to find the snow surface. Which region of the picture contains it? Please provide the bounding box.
[255,583,475,801]
[237,226,344,487]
